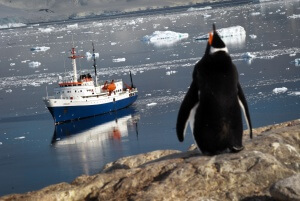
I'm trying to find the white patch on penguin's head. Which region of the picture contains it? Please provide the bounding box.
[208,24,228,54]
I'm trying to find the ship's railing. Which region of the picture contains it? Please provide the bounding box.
[43,96,55,100]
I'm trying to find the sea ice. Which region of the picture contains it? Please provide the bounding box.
[0,22,26,29]
[14,136,25,140]
[31,46,50,52]
[195,26,246,41]
[112,58,126,63]
[251,12,261,16]
[38,27,54,33]
[288,14,300,19]
[288,91,300,96]
[29,61,41,68]
[142,31,189,46]
[67,23,78,29]
[187,6,212,12]
[290,58,300,67]
[147,102,157,107]
[166,71,177,75]
[85,52,99,60]
[249,34,257,39]
[273,87,288,94]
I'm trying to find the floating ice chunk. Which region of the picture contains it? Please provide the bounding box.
[14,136,25,140]
[10,63,15,66]
[166,71,177,75]
[0,142,2,145]
[147,102,157,107]
[5,89,12,93]
[0,22,26,29]
[142,31,189,47]
[243,52,256,59]
[112,58,126,63]
[21,60,30,63]
[288,91,300,96]
[273,87,288,94]
[29,61,41,68]
[251,12,261,16]
[290,58,300,67]
[38,27,54,33]
[202,14,211,18]
[31,46,50,52]
[111,42,117,46]
[67,23,78,29]
[249,34,257,39]
[85,52,99,60]
[187,6,212,12]
[288,14,300,19]
[195,26,246,41]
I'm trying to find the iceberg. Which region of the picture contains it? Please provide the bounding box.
[29,61,41,68]
[273,87,288,94]
[30,46,50,52]
[195,25,246,47]
[195,26,246,40]
[142,31,189,47]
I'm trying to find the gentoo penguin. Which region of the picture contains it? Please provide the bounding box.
[176,24,252,155]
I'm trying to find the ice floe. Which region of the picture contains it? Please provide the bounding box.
[28,61,41,68]
[38,27,54,33]
[147,102,157,107]
[195,25,246,40]
[85,52,99,60]
[0,22,26,29]
[142,31,189,47]
[288,91,300,96]
[166,71,177,75]
[14,136,25,140]
[112,58,126,63]
[290,58,300,67]
[30,46,50,52]
[67,23,78,29]
[187,6,212,12]
[249,34,257,39]
[273,87,288,94]
[288,14,300,19]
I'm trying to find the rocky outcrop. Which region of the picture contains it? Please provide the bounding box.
[269,174,300,201]
[1,119,300,201]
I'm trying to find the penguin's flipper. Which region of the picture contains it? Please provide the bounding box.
[237,83,253,139]
[176,81,199,142]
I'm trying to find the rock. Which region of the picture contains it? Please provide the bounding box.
[1,119,300,201]
[269,174,300,201]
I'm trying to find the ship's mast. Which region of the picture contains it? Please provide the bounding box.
[92,42,98,86]
[68,47,83,82]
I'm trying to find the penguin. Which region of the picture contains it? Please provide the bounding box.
[176,24,252,155]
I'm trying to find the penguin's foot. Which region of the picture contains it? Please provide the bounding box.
[230,146,244,153]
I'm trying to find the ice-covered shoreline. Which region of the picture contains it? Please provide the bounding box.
[0,0,261,30]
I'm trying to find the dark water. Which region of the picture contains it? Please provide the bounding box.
[0,0,299,196]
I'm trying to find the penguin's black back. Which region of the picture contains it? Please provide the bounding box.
[194,51,243,154]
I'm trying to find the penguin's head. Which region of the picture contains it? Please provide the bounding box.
[207,24,228,54]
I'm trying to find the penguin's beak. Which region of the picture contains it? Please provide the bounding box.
[208,32,213,45]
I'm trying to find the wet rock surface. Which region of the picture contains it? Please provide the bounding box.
[1,119,299,201]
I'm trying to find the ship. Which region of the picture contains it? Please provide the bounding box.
[43,43,138,124]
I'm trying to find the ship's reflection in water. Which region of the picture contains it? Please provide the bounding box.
[51,107,139,175]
